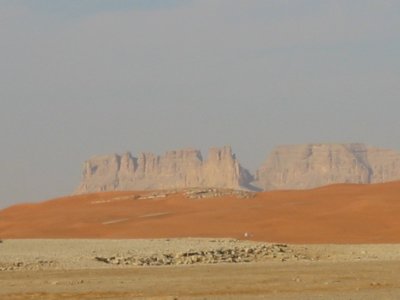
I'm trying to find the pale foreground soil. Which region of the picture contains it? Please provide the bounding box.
[1,239,400,299]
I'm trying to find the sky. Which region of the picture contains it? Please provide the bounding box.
[1,0,400,208]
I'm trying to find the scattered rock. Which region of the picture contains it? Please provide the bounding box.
[0,259,59,271]
[93,243,308,267]
[370,282,382,287]
[184,188,255,199]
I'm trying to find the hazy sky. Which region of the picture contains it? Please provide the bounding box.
[1,0,399,208]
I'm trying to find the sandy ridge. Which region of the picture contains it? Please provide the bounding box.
[2,182,400,243]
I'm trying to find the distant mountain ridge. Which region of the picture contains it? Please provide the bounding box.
[75,146,254,194]
[256,143,400,190]
[75,143,400,194]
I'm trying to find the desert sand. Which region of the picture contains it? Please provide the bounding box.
[1,181,400,243]
[2,181,400,299]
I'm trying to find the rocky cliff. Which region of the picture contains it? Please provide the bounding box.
[256,143,400,190]
[76,143,400,194]
[75,146,254,194]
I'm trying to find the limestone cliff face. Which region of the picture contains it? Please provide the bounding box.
[256,144,400,190]
[366,147,400,183]
[75,146,253,194]
[77,143,400,194]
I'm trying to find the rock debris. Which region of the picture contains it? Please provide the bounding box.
[94,243,309,266]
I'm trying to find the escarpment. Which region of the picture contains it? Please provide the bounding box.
[256,144,400,190]
[75,146,253,194]
[76,143,400,193]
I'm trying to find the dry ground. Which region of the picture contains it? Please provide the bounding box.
[1,239,400,299]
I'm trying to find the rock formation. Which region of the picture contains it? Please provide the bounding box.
[256,143,400,190]
[76,143,400,194]
[75,146,253,194]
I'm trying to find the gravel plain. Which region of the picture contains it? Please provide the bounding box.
[2,239,400,299]
[0,238,302,270]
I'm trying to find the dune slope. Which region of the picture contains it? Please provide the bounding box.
[1,182,400,243]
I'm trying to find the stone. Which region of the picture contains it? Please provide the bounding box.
[75,146,253,194]
[92,243,297,267]
[256,143,400,190]
[76,143,400,194]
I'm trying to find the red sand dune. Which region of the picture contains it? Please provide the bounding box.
[1,181,400,243]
